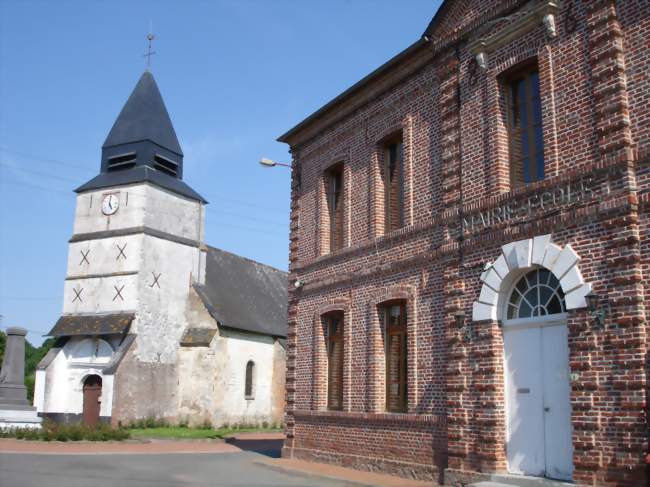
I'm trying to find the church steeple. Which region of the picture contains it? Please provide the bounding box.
[102,71,183,175]
[76,72,206,202]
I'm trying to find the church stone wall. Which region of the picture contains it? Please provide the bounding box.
[217,330,280,426]
[176,286,286,427]
[175,332,285,428]
[142,185,204,242]
[111,343,178,424]
[133,234,201,362]
[66,234,142,278]
[71,184,203,242]
[271,340,286,424]
[73,186,147,236]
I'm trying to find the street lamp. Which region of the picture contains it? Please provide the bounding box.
[259,157,291,168]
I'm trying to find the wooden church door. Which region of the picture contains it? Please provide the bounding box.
[82,375,102,426]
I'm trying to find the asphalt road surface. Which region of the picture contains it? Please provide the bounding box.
[0,451,350,487]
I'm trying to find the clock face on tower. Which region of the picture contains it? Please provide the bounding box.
[101,194,120,215]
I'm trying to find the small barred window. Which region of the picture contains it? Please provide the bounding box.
[507,269,566,320]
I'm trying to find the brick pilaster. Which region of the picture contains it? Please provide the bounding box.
[282,148,301,459]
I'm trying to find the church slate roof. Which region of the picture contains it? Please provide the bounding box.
[103,71,182,155]
[47,313,134,337]
[179,327,218,347]
[193,247,288,338]
[77,71,207,203]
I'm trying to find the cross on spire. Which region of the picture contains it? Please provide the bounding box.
[144,32,156,70]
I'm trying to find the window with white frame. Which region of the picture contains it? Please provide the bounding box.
[506,269,566,320]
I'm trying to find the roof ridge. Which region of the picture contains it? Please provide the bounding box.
[205,244,288,275]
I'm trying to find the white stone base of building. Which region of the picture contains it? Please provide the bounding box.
[0,408,43,429]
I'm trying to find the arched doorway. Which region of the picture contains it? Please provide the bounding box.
[82,375,102,426]
[502,269,573,481]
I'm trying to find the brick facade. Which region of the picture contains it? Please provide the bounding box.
[279,1,649,485]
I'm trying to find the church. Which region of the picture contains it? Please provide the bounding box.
[33,70,287,427]
[279,1,648,486]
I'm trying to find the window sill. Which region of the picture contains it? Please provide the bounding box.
[293,409,445,426]
[309,223,419,267]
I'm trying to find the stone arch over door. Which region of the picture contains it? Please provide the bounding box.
[472,234,591,322]
[472,234,586,481]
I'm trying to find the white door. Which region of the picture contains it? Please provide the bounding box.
[504,321,573,481]
[541,324,573,480]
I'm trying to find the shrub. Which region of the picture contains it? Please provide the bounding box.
[69,427,83,441]
[0,421,130,441]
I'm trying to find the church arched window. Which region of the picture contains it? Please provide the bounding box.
[245,361,255,399]
[507,269,566,320]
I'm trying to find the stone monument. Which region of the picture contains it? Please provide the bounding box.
[0,327,42,428]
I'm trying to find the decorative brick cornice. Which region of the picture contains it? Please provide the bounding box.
[293,409,445,426]
[294,156,634,278]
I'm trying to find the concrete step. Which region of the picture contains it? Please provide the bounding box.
[470,474,574,487]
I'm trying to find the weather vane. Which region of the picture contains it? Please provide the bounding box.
[144,30,156,71]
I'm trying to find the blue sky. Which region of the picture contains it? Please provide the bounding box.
[0,0,440,344]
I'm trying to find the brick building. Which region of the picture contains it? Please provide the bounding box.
[277,1,649,486]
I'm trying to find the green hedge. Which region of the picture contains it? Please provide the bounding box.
[0,419,130,441]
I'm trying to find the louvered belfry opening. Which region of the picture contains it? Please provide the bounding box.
[106,152,137,172]
[153,154,179,177]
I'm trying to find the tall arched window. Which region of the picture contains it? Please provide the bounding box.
[507,269,566,320]
[502,60,545,187]
[380,300,407,412]
[245,361,255,399]
[323,311,344,410]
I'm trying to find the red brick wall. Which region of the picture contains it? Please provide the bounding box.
[282,1,649,485]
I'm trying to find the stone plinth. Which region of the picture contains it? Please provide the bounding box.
[0,327,41,429]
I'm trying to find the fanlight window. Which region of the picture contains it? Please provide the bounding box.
[507,269,566,320]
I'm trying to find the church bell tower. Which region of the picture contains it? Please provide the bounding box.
[35,71,208,423]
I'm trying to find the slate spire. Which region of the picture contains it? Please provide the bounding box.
[76,72,206,202]
[103,71,182,155]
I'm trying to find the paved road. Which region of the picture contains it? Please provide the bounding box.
[0,451,350,487]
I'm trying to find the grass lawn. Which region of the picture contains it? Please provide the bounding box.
[128,427,281,439]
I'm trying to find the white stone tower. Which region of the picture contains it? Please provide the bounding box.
[34,72,208,424]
